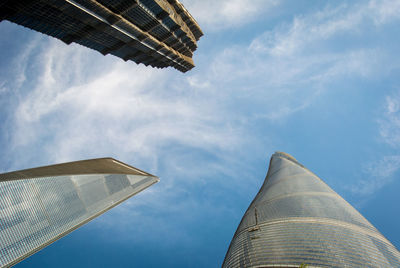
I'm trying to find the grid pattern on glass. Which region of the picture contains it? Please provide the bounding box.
[0,174,157,267]
[223,221,400,268]
[223,152,400,268]
[0,0,200,72]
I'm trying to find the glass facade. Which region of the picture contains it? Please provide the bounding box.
[0,0,203,72]
[0,159,158,267]
[222,152,400,267]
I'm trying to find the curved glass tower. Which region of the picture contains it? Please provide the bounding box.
[222,152,400,267]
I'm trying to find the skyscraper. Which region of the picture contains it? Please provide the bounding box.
[223,152,400,267]
[0,158,159,267]
[0,0,203,72]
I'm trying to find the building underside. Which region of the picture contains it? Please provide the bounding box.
[0,0,203,72]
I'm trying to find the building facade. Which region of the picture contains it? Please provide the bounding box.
[222,152,400,267]
[0,158,159,267]
[0,0,203,72]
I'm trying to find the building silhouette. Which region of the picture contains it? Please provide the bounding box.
[0,158,159,267]
[223,152,400,267]
[0,0,203,72]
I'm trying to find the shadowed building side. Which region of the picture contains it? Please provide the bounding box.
[0,0,203,72]
[222,152,400,268]
[0,158,159,267]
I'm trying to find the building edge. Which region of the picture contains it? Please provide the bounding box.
[5,177,158,267]
[0,157,158,182]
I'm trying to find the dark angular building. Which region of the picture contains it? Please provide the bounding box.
[223,152,400,267]
[0,158,159,267]
[0,0,203,72]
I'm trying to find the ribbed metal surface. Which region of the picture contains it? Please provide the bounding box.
[0,0,202,72]
[0,158,153,181]
[222,152,400,268]
[0,160,159,267]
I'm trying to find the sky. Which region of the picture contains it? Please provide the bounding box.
[0,0,400,267]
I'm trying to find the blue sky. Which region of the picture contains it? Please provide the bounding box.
[1,0,400,267]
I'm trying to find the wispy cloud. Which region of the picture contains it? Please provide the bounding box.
[378,91,400,148]
[187,0,396,121]
[249,0,400,57]
[351,156,400,195]
[369,0,400,25]
[349,90,400,197]
[180,0,280,30]
[5,37,246,180]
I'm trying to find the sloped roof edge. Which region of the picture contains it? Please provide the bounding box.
[0,158,157,181]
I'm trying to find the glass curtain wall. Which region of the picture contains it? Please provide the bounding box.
[222,152,400,267]
[0,173,158,267]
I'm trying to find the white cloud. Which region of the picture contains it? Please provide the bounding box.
[183,0,400,122]
[378,92,400,148]
[12,35,43,91]
[360,90,400,194]
[249,0,400,57]
[180,0,280,30]
[349,90,400,197]
[351,156,400,195]
[0,81,7,94]
[369,0,400,25]
[9,38,243,172]
[187,44,384,122]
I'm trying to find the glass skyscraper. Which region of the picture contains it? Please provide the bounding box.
[223,152,400,267]
[0,158,158,267]
[0,0,203,72]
